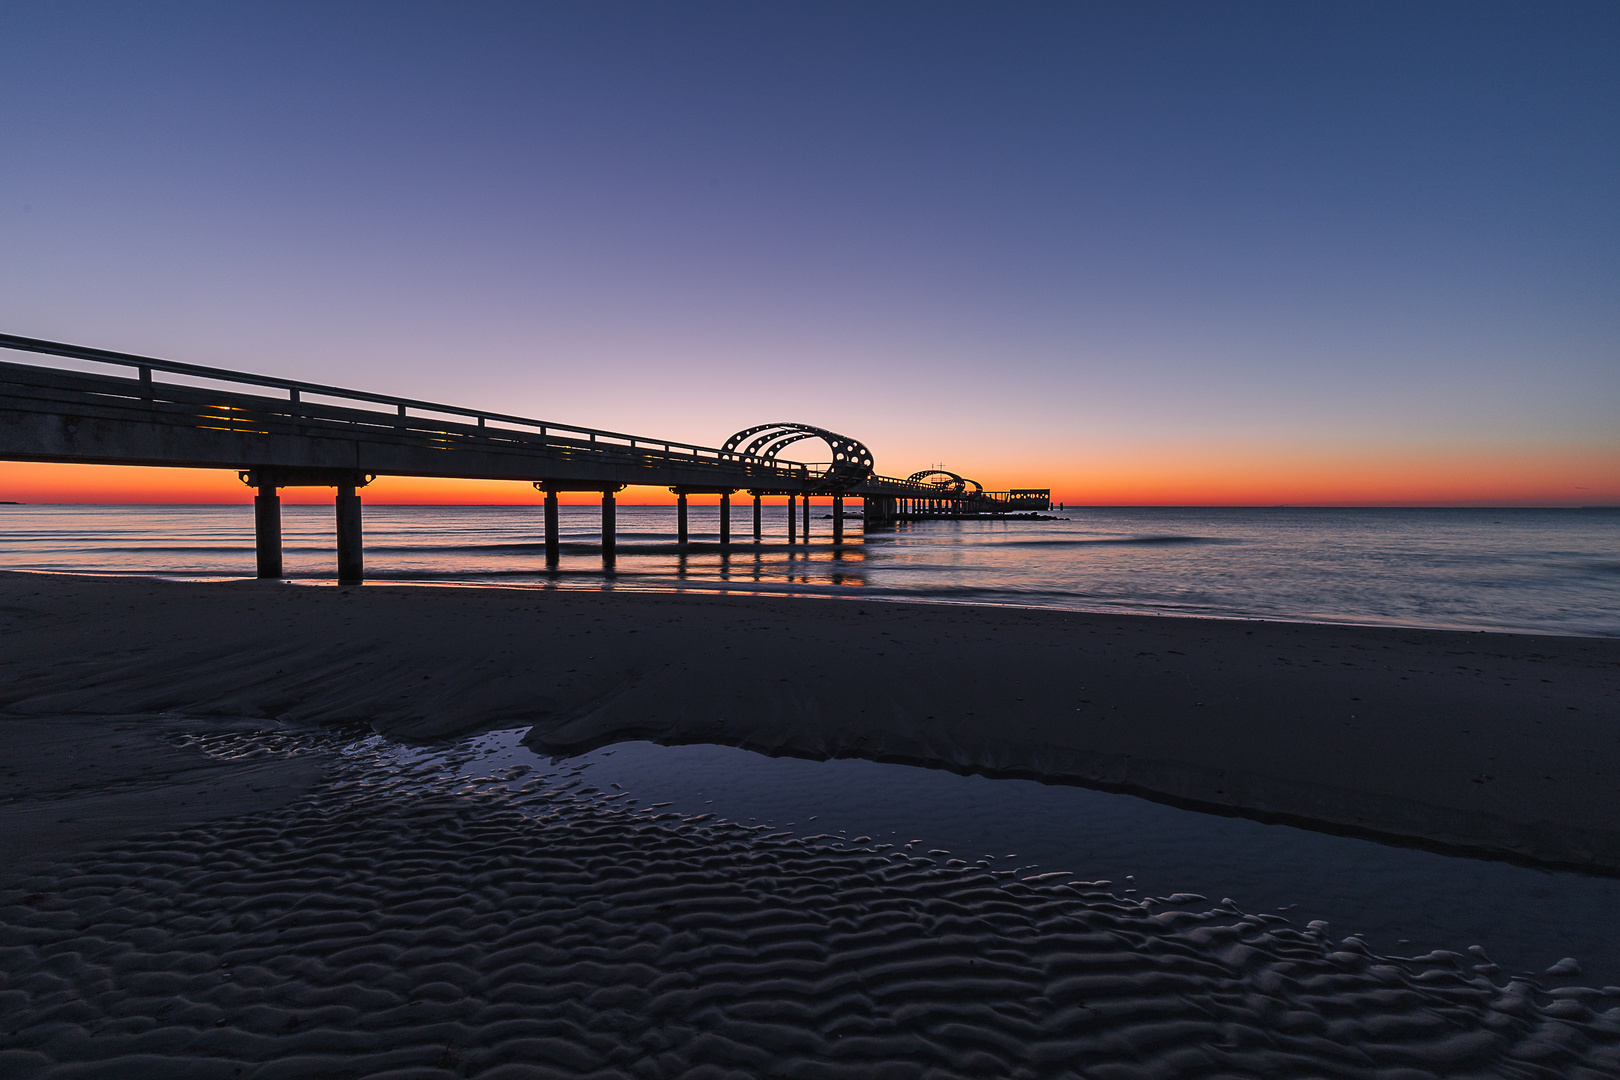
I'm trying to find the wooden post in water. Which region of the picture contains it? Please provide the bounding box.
[803,494,811,540]
[336,482,363,585]
[787,495,796,544]
[544,489,559,568]
[677,493,688,548]
[753,493,762,541]
[832,495,844,545]
[720,492,731,549]
[254,484,282,579]
[601,490,616,566]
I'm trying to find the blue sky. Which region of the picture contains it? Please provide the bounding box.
[1,1,1615,500]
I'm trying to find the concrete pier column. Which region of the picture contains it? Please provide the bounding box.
[832,495,844,545]
[544,490,560,568]
[787,495,797,544]
[753,494,762,541]
[601,490,616,566]
[677,493,689,547]
[719,493,731,548]
[254,486,282,579]
[336,483,363,585]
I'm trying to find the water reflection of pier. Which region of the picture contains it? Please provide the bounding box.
[670,532,871,592]
[0,333,1048,584]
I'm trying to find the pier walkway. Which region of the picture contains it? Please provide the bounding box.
[0,333,1048,584]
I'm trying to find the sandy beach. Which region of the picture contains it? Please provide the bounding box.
[1,729,1617,1077]
[4,571,1620,1077]
[2,571,1617,872]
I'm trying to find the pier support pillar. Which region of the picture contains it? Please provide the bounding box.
[254,486,282,579]
[803,494,811,540]
[677,493,688,547]
[753,494,762,541]
[719,493,731,549]
[601,490,616,566]
[544,490,559,568]
[336,483,363,585]
[243,467,371,584]
[832,496,844,545]
[787,495,796,544]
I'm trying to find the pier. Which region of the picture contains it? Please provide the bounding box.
[0,333,1049,583]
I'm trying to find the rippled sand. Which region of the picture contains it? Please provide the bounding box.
[3,731,1617,1079]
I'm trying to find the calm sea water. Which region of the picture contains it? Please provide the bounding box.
[0,503,1615,635]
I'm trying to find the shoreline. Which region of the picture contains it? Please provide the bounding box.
[2,569,1617,874]
[20,566,1611,642]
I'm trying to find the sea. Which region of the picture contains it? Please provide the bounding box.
[4,502,1619,987]
[1,502,1616,636]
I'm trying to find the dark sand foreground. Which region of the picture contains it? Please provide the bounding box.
[2,571,1617,872]
[6,730,1620,1079]
[5,572,1620,1078]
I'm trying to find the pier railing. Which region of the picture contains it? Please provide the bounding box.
[0,332,827,485]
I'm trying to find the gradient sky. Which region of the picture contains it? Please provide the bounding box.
[1,1,1616,504]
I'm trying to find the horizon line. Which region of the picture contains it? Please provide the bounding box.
[3,501,1615,511]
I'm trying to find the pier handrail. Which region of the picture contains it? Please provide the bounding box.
[0,332,805,476]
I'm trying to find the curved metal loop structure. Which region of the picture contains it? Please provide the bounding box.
[722,423,874,491]
[906,469,984,496]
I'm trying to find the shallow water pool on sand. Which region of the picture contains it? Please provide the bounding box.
[438,729,1620,987]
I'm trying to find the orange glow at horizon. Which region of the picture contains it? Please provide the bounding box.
[1,448,1615,508]
[1027,443,1620,507]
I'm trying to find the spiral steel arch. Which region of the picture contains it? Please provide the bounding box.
[905,469,983,496]
[722,422,874,491]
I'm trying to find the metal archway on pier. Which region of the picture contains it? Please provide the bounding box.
[722,423,874,492]
[905,469,984,496]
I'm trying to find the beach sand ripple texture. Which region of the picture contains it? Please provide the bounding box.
[2,730,1618,1080]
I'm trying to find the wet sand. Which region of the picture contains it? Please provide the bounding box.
[0,714,324,872]
[2,571,1617,872]
[2,728,1617,1079]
